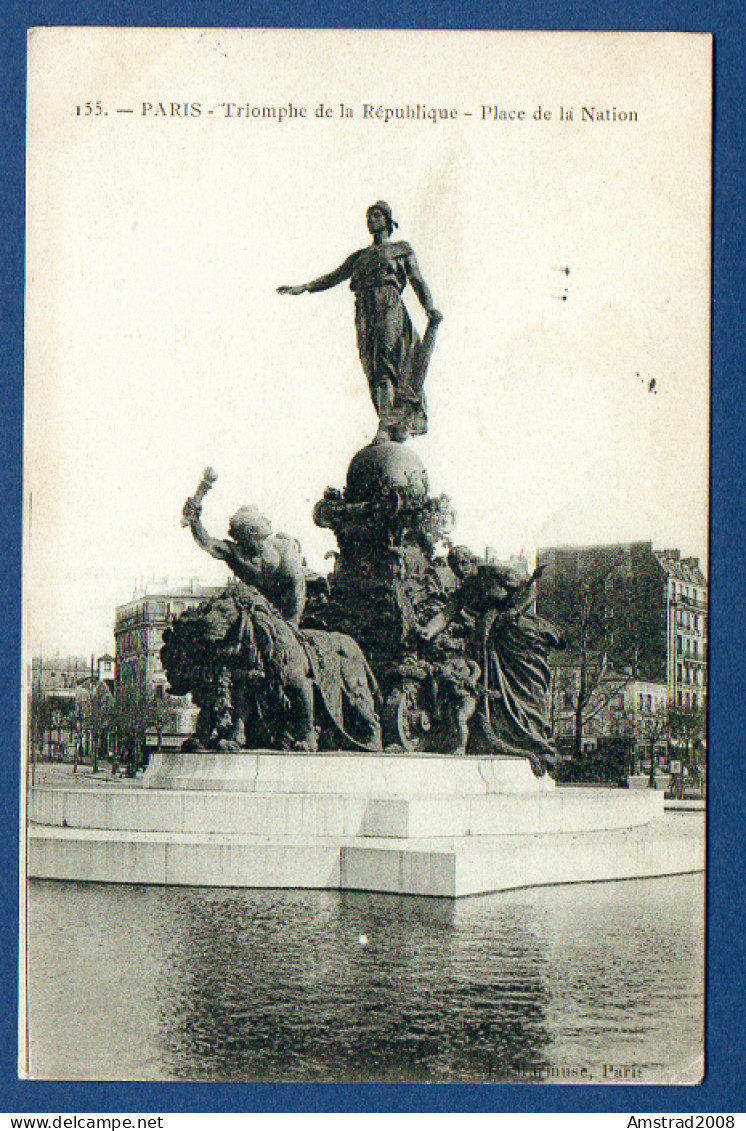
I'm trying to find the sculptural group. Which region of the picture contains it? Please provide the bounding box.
[162,204,563,775]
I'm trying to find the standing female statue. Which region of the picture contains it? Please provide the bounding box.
[278,201,443,443]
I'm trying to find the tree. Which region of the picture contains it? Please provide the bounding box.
[114,683,149,767]
[540,549,642,758]
[113,683,178,769]
[608,700,669,785]
[29,686,52,762]
[639,704,669,788]
[48,695,76,759]
[79,683,114,771]
[668,702,707,788]
[148,690,179,753]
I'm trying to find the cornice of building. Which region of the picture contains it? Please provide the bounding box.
[114,583,227,623]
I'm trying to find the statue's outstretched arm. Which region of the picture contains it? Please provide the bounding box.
[404,251,442,320]
[182,500,232,563]
[508,565,546,614]
[277,251,358,296]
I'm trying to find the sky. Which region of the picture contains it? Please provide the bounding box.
[24,29,711,658]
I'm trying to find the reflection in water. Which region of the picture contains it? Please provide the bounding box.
[26,874,703,1083]
[153,889,551,1082]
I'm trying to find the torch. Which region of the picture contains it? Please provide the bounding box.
[181,466,218,525]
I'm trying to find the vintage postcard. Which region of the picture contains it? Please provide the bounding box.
[23,28,710,1084]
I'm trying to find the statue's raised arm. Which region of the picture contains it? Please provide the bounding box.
[182,499,231,562]
[277,201,442,444]
[402,247,442,324]
[182,479,307,627]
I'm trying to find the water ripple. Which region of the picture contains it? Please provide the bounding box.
[26,874,703,1083]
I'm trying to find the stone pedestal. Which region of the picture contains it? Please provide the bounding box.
[140,749,555,795]
[27,751,703,898]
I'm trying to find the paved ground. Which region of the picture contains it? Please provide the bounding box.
[28,761,145,789]
[664,799,707,812]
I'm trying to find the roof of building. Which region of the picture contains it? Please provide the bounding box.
[32,655,90,670]
[654,550,708,587]
[115,583,227,622]
[536,541,707,587]
[537,540,653,556]
[75,676,114,697]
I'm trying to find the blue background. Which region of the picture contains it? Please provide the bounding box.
[2,0,742,1115]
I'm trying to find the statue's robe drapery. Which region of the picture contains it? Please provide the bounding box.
[455,566,564,770]
[308,241,428,437]
[479,605,564,761]
[351,242,427,437]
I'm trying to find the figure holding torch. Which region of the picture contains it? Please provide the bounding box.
[180,467,307,626]
[181,467,218,526]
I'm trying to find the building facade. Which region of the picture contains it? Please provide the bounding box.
[96,654,116,688]
[537,541,707,748]
[114,581,225,695]
[657,549,708,710]
[551,661,668,765]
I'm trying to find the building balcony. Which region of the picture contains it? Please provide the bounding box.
[670,594,707,611]
[679,651,707,664]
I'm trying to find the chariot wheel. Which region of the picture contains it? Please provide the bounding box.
[382,683,453,753]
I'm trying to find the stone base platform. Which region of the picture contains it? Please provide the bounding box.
[26,752,704,898]
[139,749,557,795]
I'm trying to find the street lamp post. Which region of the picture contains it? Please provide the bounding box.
[648,739,657,790]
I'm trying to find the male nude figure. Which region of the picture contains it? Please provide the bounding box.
[181,499,307,626]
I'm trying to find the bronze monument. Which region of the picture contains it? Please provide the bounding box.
[162,204,563,774]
